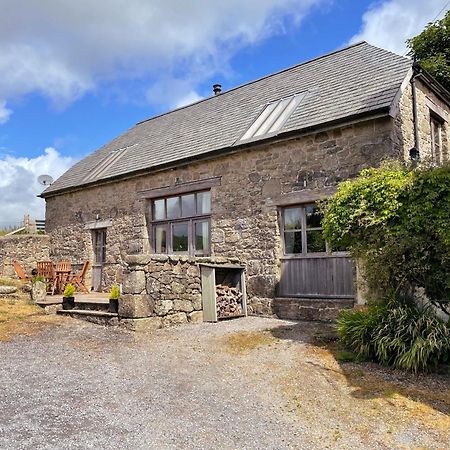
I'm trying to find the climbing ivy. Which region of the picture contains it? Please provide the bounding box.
[322,162,450,314]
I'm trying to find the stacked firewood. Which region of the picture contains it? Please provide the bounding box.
[216,284,243,318]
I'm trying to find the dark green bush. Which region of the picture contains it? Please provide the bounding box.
[322,163,450,314]
[337,297,450,372]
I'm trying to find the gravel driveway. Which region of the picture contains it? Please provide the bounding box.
[0,316,449,449]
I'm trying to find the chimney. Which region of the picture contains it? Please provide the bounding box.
[213,84,222,95]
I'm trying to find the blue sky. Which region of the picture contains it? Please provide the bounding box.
[0,0,447,226]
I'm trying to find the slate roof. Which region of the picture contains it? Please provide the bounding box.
[43,42,412,197]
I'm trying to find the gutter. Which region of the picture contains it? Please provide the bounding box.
[40,106,390,199]
[410,71,421,160]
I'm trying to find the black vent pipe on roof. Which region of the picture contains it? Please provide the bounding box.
[213,84,222,95]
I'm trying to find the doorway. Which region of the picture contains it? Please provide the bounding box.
[92,229,106,292]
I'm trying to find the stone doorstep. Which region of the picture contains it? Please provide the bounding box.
[58,309,118,317]
[73,300,110,312]
[57,309,119,326]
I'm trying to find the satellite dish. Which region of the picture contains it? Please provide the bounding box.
[37,174,54,186]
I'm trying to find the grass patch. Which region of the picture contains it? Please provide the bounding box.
[224,330,278,354]
[0,296,61,342]
[0,277,22,288]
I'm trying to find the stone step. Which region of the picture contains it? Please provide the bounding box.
[73,299,110,312]
[273,297,354,322]
[57,309,119,326]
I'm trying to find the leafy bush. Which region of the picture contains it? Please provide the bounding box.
[322,162,450,314]
[109,284,120,300]
[63,283,76,298]
[337,298,450,372]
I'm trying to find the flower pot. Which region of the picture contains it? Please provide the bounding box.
[62,296,75,310]
[109,298,119,313]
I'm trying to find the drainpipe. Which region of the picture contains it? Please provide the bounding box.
[409,66,421,163]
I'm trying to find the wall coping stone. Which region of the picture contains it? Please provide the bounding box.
[125,253,243,267]
[0,234,49,242]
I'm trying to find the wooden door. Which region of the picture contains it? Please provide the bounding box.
[278,255,354,298]
[92,229,106,292]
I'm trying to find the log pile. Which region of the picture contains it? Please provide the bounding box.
[216,284,243,318]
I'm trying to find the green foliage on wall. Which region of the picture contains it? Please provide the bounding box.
[322,162,450,314]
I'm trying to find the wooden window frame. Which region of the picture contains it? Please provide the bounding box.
[430,113,443,164]
[150,190,211,256]
[280,203,349,258]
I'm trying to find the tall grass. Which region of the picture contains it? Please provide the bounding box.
[337,297,450,372]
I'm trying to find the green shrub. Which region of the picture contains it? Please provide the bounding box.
[109,284,120,300]
[337,297,450,372]
[63,283,76,298]
[337,303,386,359]
[31,275,46,283]
[322,162,450,314]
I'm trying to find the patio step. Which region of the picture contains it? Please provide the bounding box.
[273,297,354,322]
[58,309,119,326]
[73,299,110,312]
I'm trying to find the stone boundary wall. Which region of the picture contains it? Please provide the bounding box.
[0,235,50,278]
[120,254,242,329]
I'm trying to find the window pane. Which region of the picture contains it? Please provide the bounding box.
[155,225,167,253]
[284,231,302,254]
[153,199,165,220]
[181,194,196,217]
[305,204,323,228]
[195,221,209,252]
[306,230,326,253]
[196,191,211,214]
[284,207,301,230]
[172,223,189,252]
[167,197,180,219]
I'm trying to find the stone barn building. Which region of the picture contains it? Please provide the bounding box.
[41,42,450,327]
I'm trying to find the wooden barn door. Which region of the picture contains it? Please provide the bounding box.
[278,256,354,298]
[92,229,106,292]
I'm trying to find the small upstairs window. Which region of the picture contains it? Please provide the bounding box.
[430,114,443,164]
[150,191,211,255]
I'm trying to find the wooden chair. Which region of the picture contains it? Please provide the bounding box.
[67,261,90,294]
[54,261,72,295]
[37,261,56,294]
[13,261,30,282]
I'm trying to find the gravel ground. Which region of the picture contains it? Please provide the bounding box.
[0,316,449,450]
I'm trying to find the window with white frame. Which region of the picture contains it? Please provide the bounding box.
[281,203,347,255]
[150,191,211,255]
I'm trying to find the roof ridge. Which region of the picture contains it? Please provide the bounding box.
[136,41,371,126]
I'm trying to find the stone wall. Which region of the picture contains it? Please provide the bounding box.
[120,254,241,329]
[46,116,396,314]
[0,235,50,278]
[394,78,449,162]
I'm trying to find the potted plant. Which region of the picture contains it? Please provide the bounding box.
[109,284,120,313]
[62,283,76,310]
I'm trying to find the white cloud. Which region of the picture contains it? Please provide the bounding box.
[173,91,204,109]
[0,100,12,124]
[0,148,76,228]
[0,0,324,113]
[350,0,447,55]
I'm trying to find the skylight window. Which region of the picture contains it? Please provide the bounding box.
[238,93,306,143]
[83,147,129,182]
